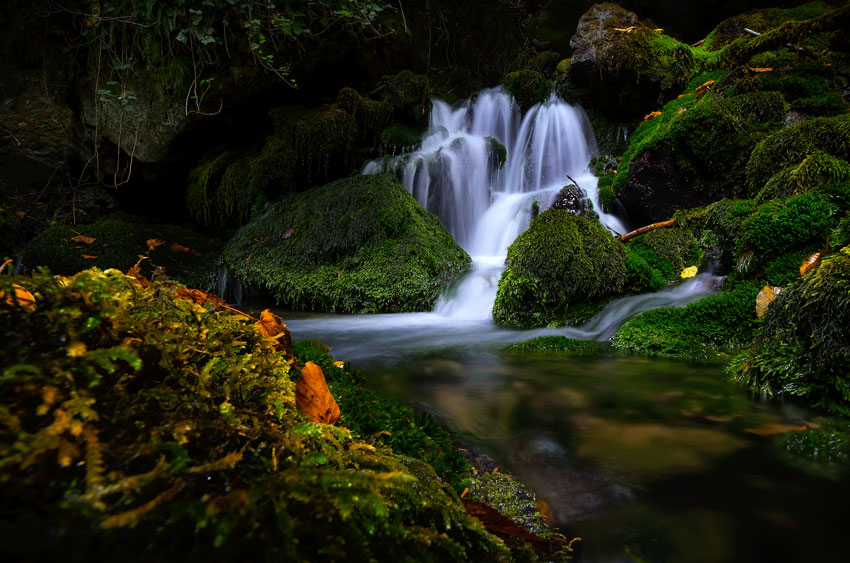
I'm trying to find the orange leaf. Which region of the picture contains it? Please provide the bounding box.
[254,309,294,358]
[146,238,165,251]
[643,110,662,122]
[81,254,97,259]
[677,93,693,99]
[174,287,228,309]
[71,235,96,245]
[800,251,822,276]
[749,67,773,72]
[696,79,715,91]
[1,284,36,311]
[169,242,201,256]
[296,361,340,425]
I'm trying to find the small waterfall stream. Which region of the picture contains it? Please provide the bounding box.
[364,87,627,319]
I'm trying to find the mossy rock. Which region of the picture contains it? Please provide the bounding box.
[740,193,838,259]
[492,210,627,328]
[0,269,510,561]
[504,336,607,356]
[186,149,260,228]
[675,198,760,271]
[378,71,431,128]
[623,227,703,293]
[703,2,834,51]
[223,174,471,313]
[611,283,761,361]
[486,137,507,169]
[756,151,850,203]
[729,248,850,415]
[380,123,422,153]
[23,216,222,290]
[502,69,551,111]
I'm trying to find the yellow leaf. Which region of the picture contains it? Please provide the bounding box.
[67,341,87,357]
[333,361,345,368]
[643,110,662,122]
[680,266,698,279]
[800,250,822,276]
[81,254,98,259]
[755,285,782,319]
[71,235,96,245]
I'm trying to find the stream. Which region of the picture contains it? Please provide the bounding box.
[262,88,848,561]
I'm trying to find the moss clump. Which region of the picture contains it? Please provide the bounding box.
[502,69,551,110]
[757,151,850,203]
[0,269,509,561]
[740,193,837,258]
[466,471,550,536]
[703,2,833,51]
[292,340,470,488]
[492,210,627,328]
[746,114,850,193]
[675,198,760,270]
[729,248,850,415]
[486,137,507,169]
[187,149,260,228]
[23,216,222,290]
[503,336,606,356]
[223,174,471,313]
[336,86,394,147]
[611,283,761,361]
[378,71,431,128]
[623,227,702,294]
[380,123,422,153]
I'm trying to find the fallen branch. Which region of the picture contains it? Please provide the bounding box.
[618,218,677,242]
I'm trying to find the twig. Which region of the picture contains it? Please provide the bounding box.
[398,0,409,34]
[618,219,677,242]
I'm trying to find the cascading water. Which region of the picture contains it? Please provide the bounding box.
[364,87,627,320]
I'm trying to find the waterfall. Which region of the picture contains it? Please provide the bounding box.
[364,87,627,319]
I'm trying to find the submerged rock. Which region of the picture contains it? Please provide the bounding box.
[223,174,471,313]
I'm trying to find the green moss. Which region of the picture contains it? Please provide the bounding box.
[529,51,562,76]
[492,210,627,328]
[729,248,850,415]
[741,193,837,258]
[762,249,813,287]
[675,198,759,270]
[622,228,702,293]
[187,149,259,228]
[336,87,394,147]
[781,419,850,466]
[223,174,471,313]
[23,216,222,290]
[612,283,762,361]
[466,471,550,535]
[502,69,551,110]
[503,336,606,356]
[0,269,510,561]
[746,114,850,192]
[703,2,833,51]
[599,185,615,213]
[380,123,422,153]
[757,151,850,202]
[378,71,431,128]
[486,137,507,169]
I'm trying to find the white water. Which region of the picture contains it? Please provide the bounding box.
[364,87,628,319]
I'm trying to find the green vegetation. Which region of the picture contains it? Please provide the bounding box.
[730,248,850,415]
[740,193,836,258]
[377,71,432,129]
[466,471,550,535]
[23,216,222,290]
[492,210,626,328]
[381,123,423,153]
[223,174,471,313]
[624,228,703,293]
[502,69,551,110]
[503,336,607,357]
[703,2,834,51]
[487,137,508,169]
[756,151,850,203]
[611,284,761,361]
[0,268,510,561]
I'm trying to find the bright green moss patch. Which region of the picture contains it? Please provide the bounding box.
[502,69,551,110]
[703,2,833,51]
[380,123,422,153]
[467,471,550,536]
[223,174,471,313]
[757,151,850,203]
[504,336,606,356]
[729,249,850,415]
[740,193,836,257]
[23,216,222,290]
[492,210,626,328]
[611,284,761,362]
[0,269,509,561]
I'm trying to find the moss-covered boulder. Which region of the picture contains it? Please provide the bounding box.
[377,71,431,129]
[623,227,703,293]
[564,3,704,117]
[611,283,761,361]
[492,210,627,328]
[23,216,222,290]
[223,174,471,313]
[702,1,834,51]
[730,248,850,415]
[0,269,510,561]
[502,69,551,111]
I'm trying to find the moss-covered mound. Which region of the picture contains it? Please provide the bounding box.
[223,174,471,313]
[502,69,552,111]
[504,336,607,356]
[730,248,850,415]
[492,210,626,328]
[702,1,834,51]
[624,227,703,293]
[23,216,222,291]
[0,269,510,561]
[611,283,761,361]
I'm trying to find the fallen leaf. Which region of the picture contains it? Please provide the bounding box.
[696,79,715,91]
[643,110,662,122]
[749,67,773,72]
[676,107,688,115]
[333,361,345,368]
[745,423,809,436]
[169,242,189,253]
[71,235,96,245]
[652,28,664,33]
[281,225,295,240]
[800,251,822,276]
[146,238,165,251]
[175,287,228,309]
[756,285,782,319]
[681,265,698,279]
[254,309,295,357]
[14,210,25,218]
[67,342,87,357]
[296,361,340,425]
[1,283,36,311]
[677,93,693,99]
[81,254,97,259]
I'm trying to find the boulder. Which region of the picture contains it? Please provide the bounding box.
[550,184,591,216]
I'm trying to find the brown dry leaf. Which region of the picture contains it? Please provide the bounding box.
[1,283,36,311]
[146,238,165,251]
[745,423,809,436]
[613,25,638,33]
[677,93,693,99]
[643,110,662,122]
[696,79,715,91]
[296,361,340,425]
[800,251,822,276]
[175,287,228,309]
[755,285,782,319]
[462,499,565,551]
[749,67,773,72]
[254,309,295,357]
[14,210,25,218]
[169,242,202,256]
[81,254,97,259]
[71,235,96,245]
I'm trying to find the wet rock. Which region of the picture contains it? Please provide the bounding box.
[551,184,591,216]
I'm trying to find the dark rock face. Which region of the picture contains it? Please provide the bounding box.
[616,144,691,226]
[565,3,694,118]
[551,184,591,216]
